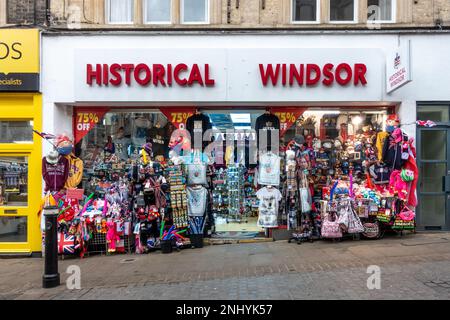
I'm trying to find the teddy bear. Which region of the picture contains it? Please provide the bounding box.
[285,149,296,172]
[389,169,409,200]
[106,220,120,253]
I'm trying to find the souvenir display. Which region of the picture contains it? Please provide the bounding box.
[165,165,189,229]
[256,186,282,228]
[255,110,280,151]
[226,164,246,222]
[36,109,419,259]
[258,151,281,186]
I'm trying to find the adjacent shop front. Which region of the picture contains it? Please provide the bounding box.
[38,32,450,256]
[0,29,42,255]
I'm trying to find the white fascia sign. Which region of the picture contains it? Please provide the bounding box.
[386,40,412,94]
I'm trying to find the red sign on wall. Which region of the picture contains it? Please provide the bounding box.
[74,107,110,144]
[160,107,195,130]
[271,107,307,136]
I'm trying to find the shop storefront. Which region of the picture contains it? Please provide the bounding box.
[39,32,450,255]
[0,29,42,255]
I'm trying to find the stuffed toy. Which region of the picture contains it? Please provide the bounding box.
[140,142,153,166]
[389,170,408,200]
[285,149,296,172]
[106,220,120,253]
[168,150,184,165]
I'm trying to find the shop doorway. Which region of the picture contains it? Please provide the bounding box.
[417,127,450,231]
[203,110,265,236]
[417,103,450,231]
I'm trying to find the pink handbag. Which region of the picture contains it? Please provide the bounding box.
[398,206,415,221]
[321,212,343,239]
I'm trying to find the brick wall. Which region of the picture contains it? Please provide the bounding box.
[6,0,46,25]
[0,0,6,26]
[36,0,450,29]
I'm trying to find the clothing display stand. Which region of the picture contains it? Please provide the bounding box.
[226,163,247,223]
[186,150,209,247]
[256,151,282,236]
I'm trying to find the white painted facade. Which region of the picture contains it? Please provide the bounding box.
[41,33,450,154]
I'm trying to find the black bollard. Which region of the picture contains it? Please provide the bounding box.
[42,206,60,288]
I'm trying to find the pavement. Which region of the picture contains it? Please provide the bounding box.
[1,231,450,300]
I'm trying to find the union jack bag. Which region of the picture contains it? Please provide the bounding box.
[58,232,80,255]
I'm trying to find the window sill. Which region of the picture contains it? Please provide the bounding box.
[181,21,210,25]
[290,21,321,25]
[329,21,359,24]
[144,22,173,25]
[106,22,135,25]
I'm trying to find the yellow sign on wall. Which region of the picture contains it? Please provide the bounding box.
[0,29,40,91]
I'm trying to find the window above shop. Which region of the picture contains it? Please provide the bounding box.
[106,0,134,24]
[329,0,358,23]
[144,0,172,24]
[181,0,209,24]
[367,0,396,23]
[291,0,320,23]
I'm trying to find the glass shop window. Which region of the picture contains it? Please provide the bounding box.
[0,156,28,207]
[417,105,449,123]
[0,216,27,243]
[0,121,33,143]
[77,111,173,175]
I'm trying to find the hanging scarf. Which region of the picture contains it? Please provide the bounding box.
[403,138,418,207]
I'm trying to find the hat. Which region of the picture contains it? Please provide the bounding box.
[143,142,153,154]
[387,114,400,123]
[45,150,59,164]
[55,134,72,147]
[294,134,305,146]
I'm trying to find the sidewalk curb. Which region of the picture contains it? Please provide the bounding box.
[206,238,273,245]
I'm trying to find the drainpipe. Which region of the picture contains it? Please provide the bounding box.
[45,0,51,26]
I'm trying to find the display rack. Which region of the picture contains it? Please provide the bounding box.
[226,164,247,223]
[212,169,228,216]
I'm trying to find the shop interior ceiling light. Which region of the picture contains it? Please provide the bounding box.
[303,110,341,117]
[234,126,252,131]
[230,113,251,123]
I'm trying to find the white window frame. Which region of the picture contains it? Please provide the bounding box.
[291,0,321,24]
[329,0,359,24]
[143,0,172,24]
[105,0,134,25]
[181,0,210,25]
[367,0,396,24]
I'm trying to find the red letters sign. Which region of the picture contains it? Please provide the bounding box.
[74,107,110,144]
[84,62,368,88]
[86,63,215,87]
[258,63,367,87]
[271,107,307,136]
[160,107,195,130]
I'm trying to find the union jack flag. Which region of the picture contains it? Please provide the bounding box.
[33,129,57,140]
[394,53,401,69]
[58,232,80,255]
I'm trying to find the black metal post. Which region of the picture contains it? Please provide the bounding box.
[42,206,60,288]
